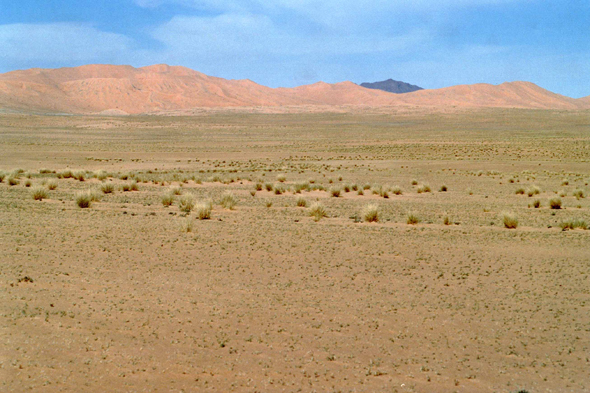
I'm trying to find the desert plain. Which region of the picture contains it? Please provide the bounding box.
[1,108,589,393]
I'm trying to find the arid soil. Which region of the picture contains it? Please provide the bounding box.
[1,109,589,392]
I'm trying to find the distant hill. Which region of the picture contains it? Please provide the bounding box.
[0,64,588,114]
[360,79,423,94]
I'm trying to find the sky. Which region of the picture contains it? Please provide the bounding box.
[0,0,588,98]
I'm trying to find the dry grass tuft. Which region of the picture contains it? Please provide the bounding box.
[559,218,588,230]
[439,185,448,192]
[95,170,108,181]
[219,191,238,210]
[406,212,420,225]
[277,174,286,182]
[573,189,585,199]
[46,179,58,190]
[526,185,541,197]
[416,184,431,193]
[549,197,562,209]
[309,202,328,221]
[161,192,175,206]
[532,199,541,208]
[362,204,379,222]
[515,188,525,195]
[390,186,402,195]
[7,176,20,186]
[75,191,93,208]
[178,194,196,213]
[31,186,48,200]
[296,196,307,207]
[180,218,194,232]
[329,187,341,197]
[195,201,212,220]
[501,212,518,229]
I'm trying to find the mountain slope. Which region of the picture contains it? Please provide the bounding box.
[360,79,423,94]
[0,64,587,114]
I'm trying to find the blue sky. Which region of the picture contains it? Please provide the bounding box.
[0,0,588,97]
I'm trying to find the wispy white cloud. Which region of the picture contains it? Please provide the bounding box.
[0,23,132,63]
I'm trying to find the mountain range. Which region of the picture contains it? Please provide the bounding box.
[360,79,423,94]
[0,64,588,114]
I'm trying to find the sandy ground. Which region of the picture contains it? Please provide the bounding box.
[1,109,589,392]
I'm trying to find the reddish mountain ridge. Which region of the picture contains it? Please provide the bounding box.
[0,64,587,114]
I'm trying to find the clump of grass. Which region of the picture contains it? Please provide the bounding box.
[549,197,562,209]
[0,171,5,183]
[390,186,402,195]
[178,194,196,213]
[515,188,525,195]
[526,185,541,197]
[277,174,286,182]
[416,184,431,193]
[170,186,183,195]
[532,199,541,208]
[363,184,371,190]
[443,215,451,225]
[559,218,588,230]
[180,218,194,232]
[501,212,518,229]
[274,184,285,195]
[558,190,566,197]
[411,179,418,185]
[24,179,32,187]
[101,183,115,194]
[95,170,108,181]
[309,202,328,221]
[362,204,379,222]
[330,187,341,197]
[250,190,256,197]
[351,184,359,191]
[195,202,212,220]
[573,189,585,199]
[439,185,448,192]
[357,189,364,196]
[219,191,238,210]
[57,169,73,179]
[296,196,307,207]
[46,179,58,190]
[255,183,263,191]
[7,176,19,186]
[561,178,569,186]
[264,183,273,191]
[343,184,351,193]
[406,212,420,225]
[265,200,273,208]
[39,168,55,174]
[75,191,93,208]
[31,186,48,200]
[161,191,174,206]
[73,170,86,181]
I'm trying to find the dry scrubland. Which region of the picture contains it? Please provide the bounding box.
[1,109,589,393]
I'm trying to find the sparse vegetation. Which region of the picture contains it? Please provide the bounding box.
[330,187,341,197]
[573,189,585,199]
[501,212,518,229]
[559,218,588,230]
[309,202,328,221]
[31,186,48,200]
[195,202,212,219]
[46,179,58,190]
[549,197,562,209]
[406,212,420,225]
[75,191,93,208]
[439,185,448,192]
[526,185,541,197]
[161,192,175,206]
[219,191,238,210]
[362,204,379,222]
[417,184,431,193]
[178,194,196,213]
[296,196,307,207]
